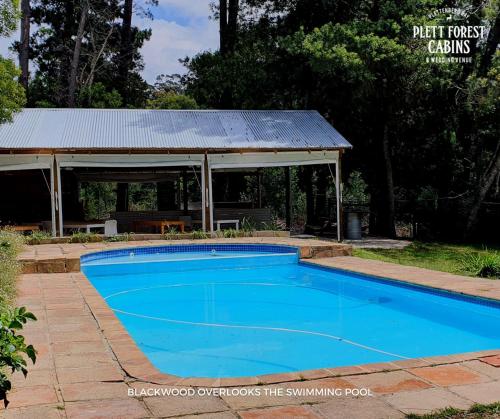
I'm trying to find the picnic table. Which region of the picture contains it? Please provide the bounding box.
[64,222,105,233]
[10,225,40,232]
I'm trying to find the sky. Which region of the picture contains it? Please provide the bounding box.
[0,0,219,84]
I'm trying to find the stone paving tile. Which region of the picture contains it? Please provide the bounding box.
[408,364,490,387]
[0,404,66,419]
[52,341,110,355]
[60,382,130,402]
[344,370,433,395]
[382,387,472,414]
[239,405,321,419]
[10,368,57,388]
[64,398,148,419]
[56,366,125,384]
[143,395,230,418]
[281,377,356,403]
[0,385,59,408]
[481,354,500,367]
[449,380,500,405]
[220,386,302,410]
[54,352,116,369]
[461,360,500,380]
[180,412,238,419]
[312,396,404,419]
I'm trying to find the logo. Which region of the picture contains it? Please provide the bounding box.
[413,7,486,63]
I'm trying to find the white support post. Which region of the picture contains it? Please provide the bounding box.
[57,162,63,237]
[201,162,206,232]
[335,160,342,242]
[50,160,57,237]
[208,166,214,235]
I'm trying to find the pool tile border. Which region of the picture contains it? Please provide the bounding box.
[70,243,500,388]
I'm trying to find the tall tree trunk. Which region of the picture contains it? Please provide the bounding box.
[68,2,89,107]
[227,0,239,53]
[219,0,228,55]
[381,123,396,238]
[464,142,500,238]
[119,0,134,104]
[19,0,30,92]
[478,11,500,77]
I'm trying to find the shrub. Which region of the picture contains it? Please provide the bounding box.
[26,231,52,245]
[0,230,37,406]
[262,216,287,231]
[241,217,257,233]
[163,228,182,240]
[191,230,209,240]
[69,232,101,243]
[105,233,133,243]
[0,230,25,306]
[460,249,500,279]
[0,307,37,407]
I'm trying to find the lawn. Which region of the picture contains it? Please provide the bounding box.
[353,242,500,279]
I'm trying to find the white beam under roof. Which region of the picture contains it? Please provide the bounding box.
[207,150,338,169]
[56,154,204,168]
[0,154,53,171]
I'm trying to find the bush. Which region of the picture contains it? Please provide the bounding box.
[105,233,133,243]
[0,230,25,306]
[0,307,37,407]
[25,231,52,245]
[191,230,209,240]
[0,230,37,406]
[69,232,101,243]
[460,249,500,279]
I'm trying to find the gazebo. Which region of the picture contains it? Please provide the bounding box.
[0,109,352,240]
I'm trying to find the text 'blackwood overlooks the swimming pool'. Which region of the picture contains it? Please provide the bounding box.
[128,387,374,398]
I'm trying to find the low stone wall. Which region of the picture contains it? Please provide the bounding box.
[19,237,352,274]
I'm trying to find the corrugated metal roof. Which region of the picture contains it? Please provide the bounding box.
[0,108,352,150]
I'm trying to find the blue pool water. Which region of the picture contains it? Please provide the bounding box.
[82,245,500,378]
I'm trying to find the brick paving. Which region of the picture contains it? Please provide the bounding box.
[2,246,500,418]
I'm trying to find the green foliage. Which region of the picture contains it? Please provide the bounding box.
[80,182,117,221]
[460,249,500,278]
[191,230,209,240]
[262,216,287,231]
[78,82,123,108]
[354,242,500,279]
[343,171,370,204]
[147,91,198,110]
[0,57,26,125]
[0,230,25,307]
[0,229,37,406]
[163,227,183,240]
[69,232,101,244]
[406,402,500,418]
[0,0,18,37]
[241,217,257,233]
[0,306,37,407]
[25,231,52,245]
[105,233,133,243]
[222,228,239,238]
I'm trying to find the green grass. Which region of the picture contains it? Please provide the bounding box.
[353,242,500,279]
[406,402,500,418]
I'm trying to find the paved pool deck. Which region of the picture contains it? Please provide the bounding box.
[4,240,500,418]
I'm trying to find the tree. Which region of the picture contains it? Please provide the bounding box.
[0,0,25,124]
[19,0,30,91]
[27,0,154,108]
[0,0,18,36]
[147,91,198,110]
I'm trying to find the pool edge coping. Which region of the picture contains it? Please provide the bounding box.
[71,244,500,388]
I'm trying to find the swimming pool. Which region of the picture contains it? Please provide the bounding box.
[82,244,500,378]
